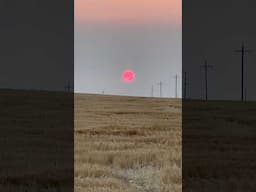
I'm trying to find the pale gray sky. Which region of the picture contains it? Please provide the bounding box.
[75,1,181,98]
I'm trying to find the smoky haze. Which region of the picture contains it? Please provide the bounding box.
[75,0,182,98]
[75,24,181,97]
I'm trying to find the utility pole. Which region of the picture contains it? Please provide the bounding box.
[200,59,213,101]
[235,42,251,101]
[157,81,163,97]
[174,74,178,98]
[151,85,154,97]
[183,72,188,99]
[65,81,72,92]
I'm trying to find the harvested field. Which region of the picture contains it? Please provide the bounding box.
[75,94,182,192]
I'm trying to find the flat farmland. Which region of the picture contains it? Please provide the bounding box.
[75,94,182,192]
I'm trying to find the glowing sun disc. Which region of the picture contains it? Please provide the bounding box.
[122,69,135,83]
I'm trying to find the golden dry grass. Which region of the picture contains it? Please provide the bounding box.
[75,94,182,192]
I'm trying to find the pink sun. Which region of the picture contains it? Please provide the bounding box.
[122,69,135,83]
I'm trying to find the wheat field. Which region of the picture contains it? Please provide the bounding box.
[75,94,182,192]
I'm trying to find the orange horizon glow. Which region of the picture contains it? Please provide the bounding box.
[75,0,181,25]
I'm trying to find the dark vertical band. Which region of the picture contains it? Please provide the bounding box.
[0,1,74,191]
[183,0,256,191]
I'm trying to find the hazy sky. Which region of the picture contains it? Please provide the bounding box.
[75,0,181,97]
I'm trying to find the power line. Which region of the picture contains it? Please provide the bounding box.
[235,42,251,101]
[157,81,163,97]
[200,59,213,101]
[151,85,154,97]
[173,74,179,98]
[65,81,72,92]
